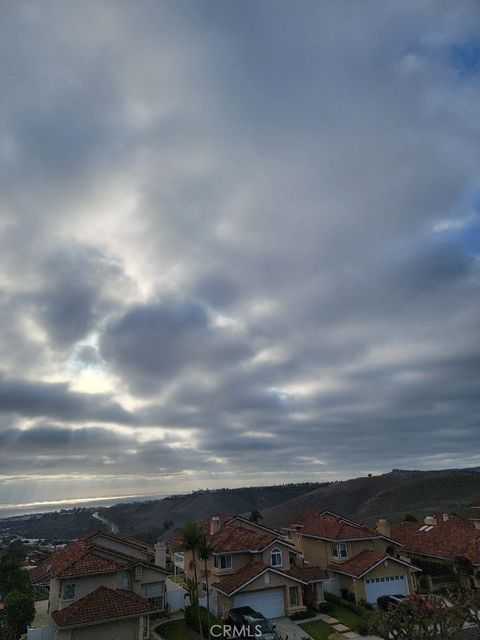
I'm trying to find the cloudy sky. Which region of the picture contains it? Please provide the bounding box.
[1,1,480,510]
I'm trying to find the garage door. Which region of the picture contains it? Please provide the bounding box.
[233,588,285,619]
[364,574,409,604]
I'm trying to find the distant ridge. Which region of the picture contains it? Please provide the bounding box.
[3,468,480,541]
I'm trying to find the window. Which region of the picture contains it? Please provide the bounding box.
[141,582,164,611]
[123,574,131,589]
[330,542,348,559]
[62,582,75,600]
[135,565,143,581]
[214,554,232,570]
[271,548,282,567]
[289,586,298,606]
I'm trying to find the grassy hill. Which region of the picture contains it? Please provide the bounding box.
[3,468,480,542]
[103,482,322,539]
[261,468,480,527]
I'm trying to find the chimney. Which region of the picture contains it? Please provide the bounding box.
[154,542,167,569]
[376,518,391,538]
[424,516,437,526]
[442,513,449,522]
[210,516,221,536]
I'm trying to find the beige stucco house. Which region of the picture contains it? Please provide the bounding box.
[173,514,327,619]
[30,531,168,639]
[283,510,419,604]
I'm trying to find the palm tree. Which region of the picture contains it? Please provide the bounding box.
[182,522,204,639]
[198,534,215,639]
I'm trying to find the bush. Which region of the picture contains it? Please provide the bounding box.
[325,591,370,618]
[317,601,333,614]
[185,605,222,636]
[356,619,371,636]
[289,608,317,620]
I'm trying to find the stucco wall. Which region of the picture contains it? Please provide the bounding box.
[56,572,122,610]
[300,535,396,569]
[69,618,139,640]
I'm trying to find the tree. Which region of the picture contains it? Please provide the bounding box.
[0,546,31,599]
[5,590,35,638]
[249,510,263,524]
[448,588,480,627]
[369,596,464,640]
[182,522,205,640]
[198,534,215,639]
[404,513,418,522]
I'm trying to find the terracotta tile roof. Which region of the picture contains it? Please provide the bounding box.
[328,550,389,577]
[289,510,390,541]
[212,562,306,596]
[52,586,154,627]
[212,563,269,595]
[29,564,50,584]
[391,515,480,566]
[50,539,124,578]
[210,524,277,552]
[328,549,418,578]
[31,533,144,580]
[286,566,328,582]
[168,515,286,553]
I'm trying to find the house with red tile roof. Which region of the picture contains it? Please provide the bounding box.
[29,530,168,639]
[174,514,327,619]
[391,512,480,591]
[283,510,419,604]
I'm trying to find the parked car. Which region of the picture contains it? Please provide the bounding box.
[226,607,280,640]
[377,594,408,610]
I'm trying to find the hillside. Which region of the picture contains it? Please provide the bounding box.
[104,468,480,539]
[102,483,322,540]
[261,468,480,527]
[3,468,480,542]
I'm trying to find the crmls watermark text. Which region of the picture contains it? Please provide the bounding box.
[210,623,263,638]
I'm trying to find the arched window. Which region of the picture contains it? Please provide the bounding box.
[271,548,282,567]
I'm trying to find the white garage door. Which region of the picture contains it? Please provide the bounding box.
[233,588,285,619]
[364,574,409,604]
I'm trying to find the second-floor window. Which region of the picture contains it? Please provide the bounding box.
[62,582,75,600]
[330,542,348,559]
[214,554,232,570]
[123,574,131,589]
[271,548,282,567]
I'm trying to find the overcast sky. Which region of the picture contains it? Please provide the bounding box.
[1,1,480,510]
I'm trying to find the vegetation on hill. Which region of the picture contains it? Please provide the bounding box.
[2,469,480,542]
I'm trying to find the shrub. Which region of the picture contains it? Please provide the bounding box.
[325,591,370,618]
[289,608,317,620]
[317,601,333,614]
[185,605,222,636]
[356,619,371,636]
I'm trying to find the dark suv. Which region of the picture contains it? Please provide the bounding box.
[377,594,408,610]
[226,607,280,640]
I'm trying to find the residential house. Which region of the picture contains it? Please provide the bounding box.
[283,510,419,604]
[391,512,480,591]
[29,530,168,639]
[171,513,327,619]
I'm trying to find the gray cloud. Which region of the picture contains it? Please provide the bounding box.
[0,378,137,425]
[1,0,480,505]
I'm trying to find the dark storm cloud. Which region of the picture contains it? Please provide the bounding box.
[0,378,137,425]
[100,300,252,394]
[1,0,480,503]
